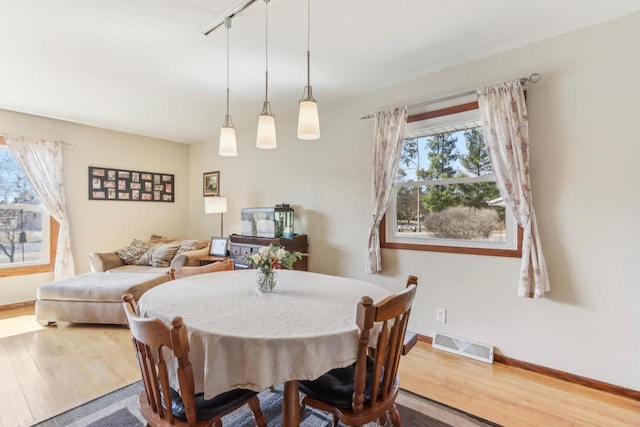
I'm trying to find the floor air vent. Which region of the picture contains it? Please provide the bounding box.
[432,333,494,363]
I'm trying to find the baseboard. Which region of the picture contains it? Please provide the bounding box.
[0,300,36,312]
[414,333,639,401]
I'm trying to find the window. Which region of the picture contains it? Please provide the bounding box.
[381,102,522,257]
[0,140,58,276]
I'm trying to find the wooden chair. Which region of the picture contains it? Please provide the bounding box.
[169,258,234,280]
[299,277,418,427]
[122,293,266,427]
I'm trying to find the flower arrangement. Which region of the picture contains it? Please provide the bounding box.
[245,243,306,272]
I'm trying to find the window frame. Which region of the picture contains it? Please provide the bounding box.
[380,101,523,258]
[0,137,59,277]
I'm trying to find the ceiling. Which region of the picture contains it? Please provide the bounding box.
[1,1,639,144]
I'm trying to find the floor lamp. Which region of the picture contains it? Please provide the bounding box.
[204,197,228,237]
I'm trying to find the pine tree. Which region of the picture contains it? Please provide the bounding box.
[422,133,459,213]
[398,137,425,231]
[458,128,500,209]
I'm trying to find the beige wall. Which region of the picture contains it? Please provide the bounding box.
[189,12,640,390]
[0,110,191,304]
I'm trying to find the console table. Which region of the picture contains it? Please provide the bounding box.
[229,234,308,271]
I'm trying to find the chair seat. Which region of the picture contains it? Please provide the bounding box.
[169,388,258,421]
[299,357,378,409]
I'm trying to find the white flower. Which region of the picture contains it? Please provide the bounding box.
[251,253,262,264]
[276,248,286,259]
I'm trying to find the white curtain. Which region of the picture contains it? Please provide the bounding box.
[5,134,75,278]
[367,107,408,274]
[477,80,550,298]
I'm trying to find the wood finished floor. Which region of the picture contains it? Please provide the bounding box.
[0,306,638,426]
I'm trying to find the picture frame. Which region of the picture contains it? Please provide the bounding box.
[89,166,174,202]
[209,237,228,256]
[203,171,220,197]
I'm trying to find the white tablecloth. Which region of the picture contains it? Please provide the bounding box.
[137,269,390,399]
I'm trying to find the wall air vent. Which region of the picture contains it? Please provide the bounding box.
[432,332,494,364]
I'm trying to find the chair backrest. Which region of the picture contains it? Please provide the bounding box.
[170,258,234,280]
[122,294,198,426]
[352,279,417,414]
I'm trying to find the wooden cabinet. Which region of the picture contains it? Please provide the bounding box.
[229,234,308,271]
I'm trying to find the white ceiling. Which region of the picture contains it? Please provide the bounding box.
[1,0,640,144]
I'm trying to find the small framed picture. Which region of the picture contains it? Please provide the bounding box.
[209,237,228,256]
[203,171,220,197]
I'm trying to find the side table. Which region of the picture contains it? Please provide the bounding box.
[196,255,228,266]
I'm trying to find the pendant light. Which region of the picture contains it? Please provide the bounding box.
[219,17,238,156]
[297,0,320,140]
[256,0,277,149]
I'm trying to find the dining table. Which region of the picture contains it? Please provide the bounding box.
[136,268,391,426]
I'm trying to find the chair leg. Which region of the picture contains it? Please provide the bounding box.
[387,403,402,427]
[248,395,267,427]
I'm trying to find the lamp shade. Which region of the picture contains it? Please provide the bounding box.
[204,196,227,214]
[256,113,277,149]
[219,126,238,156]
[297,99,320,140]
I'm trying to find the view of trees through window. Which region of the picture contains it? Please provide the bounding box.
[0,147,46,266]
[394,125,506,242]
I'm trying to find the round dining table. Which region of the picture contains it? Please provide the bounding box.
[137,268,391,426]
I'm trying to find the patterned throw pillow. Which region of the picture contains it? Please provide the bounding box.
[175,239,200,255]
[116,239,152,265]
[149,242,182,267]
[135,246,156,265]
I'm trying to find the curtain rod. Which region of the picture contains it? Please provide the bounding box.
[359,73,541,120]
[0,133,76,148]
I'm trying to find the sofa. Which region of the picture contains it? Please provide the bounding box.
[90,234,211,274]
[36,234,212,325]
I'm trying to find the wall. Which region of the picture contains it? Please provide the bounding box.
[0,109,190,304]
[189,12,640,390]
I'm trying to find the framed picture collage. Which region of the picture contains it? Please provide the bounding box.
[89,166,174,202]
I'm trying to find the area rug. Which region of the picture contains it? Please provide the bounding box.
[32,381,500,427]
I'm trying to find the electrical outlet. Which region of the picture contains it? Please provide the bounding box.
[436,307,447,323]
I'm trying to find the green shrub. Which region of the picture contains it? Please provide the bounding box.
[424,206,499,239]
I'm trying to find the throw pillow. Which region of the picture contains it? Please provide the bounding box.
[116,239,152,265]
[135,246,156,265]
[149,234,177,244]
[149,241,182,267]
[175,239,200,255]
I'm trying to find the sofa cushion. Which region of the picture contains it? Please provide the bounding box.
[108,265,171,274]
[37,272,169,302]
[150,241,182,267]
[116,239,152,265]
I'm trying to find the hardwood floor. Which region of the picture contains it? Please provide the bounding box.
[1,306,639,426]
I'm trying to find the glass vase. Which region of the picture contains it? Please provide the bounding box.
[256,269,277,292]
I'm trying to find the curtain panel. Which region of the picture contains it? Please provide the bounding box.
[5,134,75,278]
[367,107,408,274]
[477,80,550,298]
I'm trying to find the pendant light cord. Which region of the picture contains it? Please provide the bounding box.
[225,17,230,118]
[264,0,269,103]
[306,0,310,86]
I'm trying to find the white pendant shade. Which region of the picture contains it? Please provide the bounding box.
[256,113,277,149]
[297,99,320,140]
[219,126,237,156]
